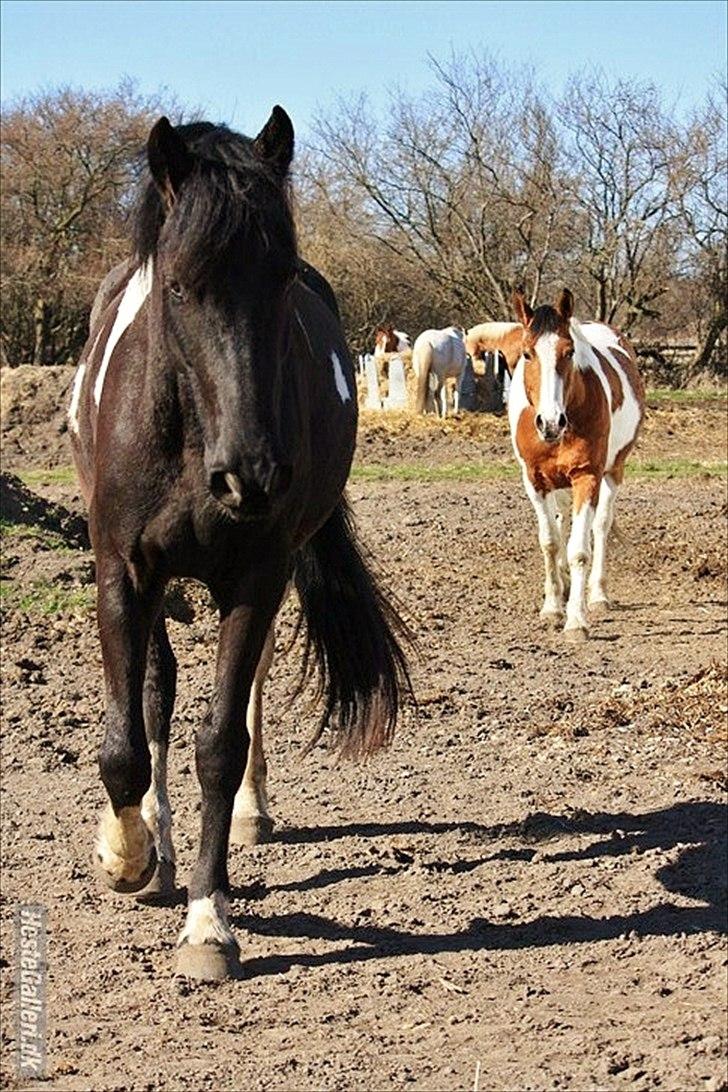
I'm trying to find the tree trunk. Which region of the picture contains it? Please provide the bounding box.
[689,307,727,380]
[32,298,50,365]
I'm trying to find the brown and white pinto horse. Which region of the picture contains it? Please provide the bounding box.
[508,289,644,638]
[374,323,410,357]
[69,109,410,981]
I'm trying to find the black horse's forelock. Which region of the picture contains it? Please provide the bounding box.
[530,306,563,336]
[132,122,297,290]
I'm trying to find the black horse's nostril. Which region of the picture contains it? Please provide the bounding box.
[209,469,243,508]
[535,414,544,431]
[558,412,568,430]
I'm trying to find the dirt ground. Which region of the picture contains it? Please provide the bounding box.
[1,373,727,1091]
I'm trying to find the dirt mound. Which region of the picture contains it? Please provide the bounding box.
[1,364,76,469]
[0,473,88,548]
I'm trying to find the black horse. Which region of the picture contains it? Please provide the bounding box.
[69,107,410,981]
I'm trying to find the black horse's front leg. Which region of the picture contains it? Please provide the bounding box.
[176,558,287,981]
[93,552,163,893]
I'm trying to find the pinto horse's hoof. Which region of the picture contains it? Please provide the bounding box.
[135,859,177,904]
[540,610,564,629]
[230,815,274,847]
[92,843,158,895]
[588,598,611,616]
[175,941,242,982]
[563,625,589,643]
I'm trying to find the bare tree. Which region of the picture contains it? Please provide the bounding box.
[558,72,683,330]
[0,81,177,365]
[312,54,576,326]
[677,84,727,375]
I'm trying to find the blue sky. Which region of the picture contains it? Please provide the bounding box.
[1,0,725,135]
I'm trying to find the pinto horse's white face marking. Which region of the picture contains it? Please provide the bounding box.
[93,260,154,407]
[533,332,567,442]
[331,351,351,403]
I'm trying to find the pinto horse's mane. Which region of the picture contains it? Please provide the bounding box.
[132,121,298,290]
[528,306,564,337]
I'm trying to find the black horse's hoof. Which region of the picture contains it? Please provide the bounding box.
[135,858,177,903]
[175,941,242,982]
[230,815,274,847]
[92,843,158,895]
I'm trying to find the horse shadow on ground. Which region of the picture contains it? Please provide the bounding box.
[230,800,727,980]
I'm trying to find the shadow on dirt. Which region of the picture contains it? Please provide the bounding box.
[232,800,726,977]
[0,472,88,548]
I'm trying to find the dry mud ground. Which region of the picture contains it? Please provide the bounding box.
[1,386,727,1092]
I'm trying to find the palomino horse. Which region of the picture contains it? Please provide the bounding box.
[465,321,523,377]
[413,326,467,416]
[69,109,410,981]
[508,289,644,638]
[374,323,411,357]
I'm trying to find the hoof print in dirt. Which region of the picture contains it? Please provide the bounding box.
[175,941,242,982]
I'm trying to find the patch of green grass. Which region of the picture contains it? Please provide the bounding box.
[629,459,727,479]
[351,459,727,483]
[0,577,94,615]
[351,462,517,482]
[0,519,73,552]
[15,466,77,487]
[646,387,727,405]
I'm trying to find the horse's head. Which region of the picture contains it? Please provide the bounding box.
[513,288,576,444]
[374,324,395,354]
[135,109,298,514]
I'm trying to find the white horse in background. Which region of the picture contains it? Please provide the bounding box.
[413,326,466,417]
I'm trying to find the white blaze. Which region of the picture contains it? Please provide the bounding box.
[93,260,154,407]
[534,332,564,426]
[331,351,351,403]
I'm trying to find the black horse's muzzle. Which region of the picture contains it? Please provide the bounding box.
[208,460,292,517]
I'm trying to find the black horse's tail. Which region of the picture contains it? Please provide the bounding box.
[293,498,413,758]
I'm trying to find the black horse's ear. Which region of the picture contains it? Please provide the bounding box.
[253,106,294,177]
[556,288,574,322]
[512,287,534,326]
[147,117,194,204]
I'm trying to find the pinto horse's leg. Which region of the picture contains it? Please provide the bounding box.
[588,473,618,612]
[94,555,161,893]
[138,614,177,899]
[230,622,275,847]
[177,561,287,981]
[564,476,600,640]
[523,477,564,625]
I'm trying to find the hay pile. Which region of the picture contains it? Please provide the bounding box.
[533,662,728,749]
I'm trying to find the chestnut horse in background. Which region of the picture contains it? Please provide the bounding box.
[508,289,644,639]
[69,108,410,981]
[374,323,411,357]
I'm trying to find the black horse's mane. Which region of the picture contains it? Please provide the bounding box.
[132,122,298,290]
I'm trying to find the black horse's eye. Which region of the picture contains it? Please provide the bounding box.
[169,281,184,302]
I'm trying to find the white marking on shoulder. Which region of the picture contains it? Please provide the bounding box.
[571,318,642,470]
[93,259,153,407]
[331,350,351,403]
[68,363,86,435]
